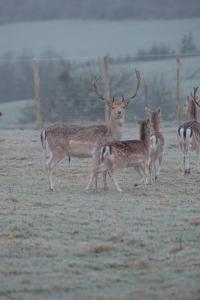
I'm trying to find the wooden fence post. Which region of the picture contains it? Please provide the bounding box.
[176,55,181,126]
[32,59,42,129]
[144,82,149,109]
[102,55,110,121]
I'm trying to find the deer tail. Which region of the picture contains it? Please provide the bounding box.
[41,129,47,150]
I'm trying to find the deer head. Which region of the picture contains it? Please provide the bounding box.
[191,87,199,107]
[145,106,161,131]
[92,69,141,120]
[183,88,199,120]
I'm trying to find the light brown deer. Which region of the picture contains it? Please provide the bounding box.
[41,70,141,191]
[100,119,151,192]
[145,107,165,182]
[178,87,200,174]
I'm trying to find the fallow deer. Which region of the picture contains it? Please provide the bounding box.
[178,87,200,174]
[145,107,165,182]
[41,70,141,191]
[100,118,151,192]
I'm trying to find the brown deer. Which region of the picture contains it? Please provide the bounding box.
[41,70,141,191]
[100,119,151,192]
[145,107,165,182]
[178,87,200,174]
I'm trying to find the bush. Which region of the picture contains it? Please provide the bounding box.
[180,32,198,54]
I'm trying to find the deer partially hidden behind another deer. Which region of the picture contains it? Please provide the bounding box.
[145,107,165,182]
[100,118,151,192]
[178,87,200,174]
[41,70,141,191]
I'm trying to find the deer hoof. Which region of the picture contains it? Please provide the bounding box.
[184,169,190,175]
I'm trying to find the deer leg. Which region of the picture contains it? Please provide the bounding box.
[103,170,109,190]
[155,153,163,180]
[134,166,147,187]
[183,154,186,174]
[149,160,154,184]
[87,170,108,191]
[184,150,191,175]
[136,162,150,188]
[196,149,200,173]
[144,162,150,186]
[86,148,104,191]
[86,166,99,191]
[107,170,122,193]
[86,173,95,191]
[86,160,100,191]
[47,157,56,191]
[46,153,54,191]
[46,148,66,191]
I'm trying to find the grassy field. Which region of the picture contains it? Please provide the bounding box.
[0,123,200,300]
[0,100,34,128]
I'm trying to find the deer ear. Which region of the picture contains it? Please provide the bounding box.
[145,106,152,114]
[106,101,114,108]
[124,100,130,108]
[157,107,161,114]
[186,96,190,103]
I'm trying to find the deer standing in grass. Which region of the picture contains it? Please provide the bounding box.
[100,118,151,192]
[41,70,141,191]
[145,107,165,182]
[178,87,200,174]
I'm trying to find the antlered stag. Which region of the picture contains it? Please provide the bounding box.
[41,70,141,190]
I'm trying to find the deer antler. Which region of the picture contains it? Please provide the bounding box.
[92,69,141,108]
[191,87,200,107]
[92,77,104,101]
[123,69,141,106]
[92,77,114,108]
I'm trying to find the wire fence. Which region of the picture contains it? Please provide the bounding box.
[0,53,200,128]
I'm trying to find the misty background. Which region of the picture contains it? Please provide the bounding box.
[0,0,200,126]
[0,0,200,23]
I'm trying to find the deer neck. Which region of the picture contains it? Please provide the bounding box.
[152,120,160,133]
[107,115,124,140]
[188,101,197,121]
[151,114,160,133]
[140,125,150,151]
[143,133,150,151]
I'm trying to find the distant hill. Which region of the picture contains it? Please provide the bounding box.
[0,0,200,23]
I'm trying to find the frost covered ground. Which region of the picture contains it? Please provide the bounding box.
[0,124,200,300]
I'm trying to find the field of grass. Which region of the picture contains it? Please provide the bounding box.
[0,123,200,300]
[0,100,34,128]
